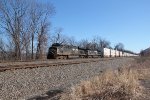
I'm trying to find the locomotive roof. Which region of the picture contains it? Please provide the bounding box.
[52,43,78,48]
[52,43,61,46]
[51,43,102,52]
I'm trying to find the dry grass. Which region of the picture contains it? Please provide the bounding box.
[133,57,150,100]
[61,67,143,100]
[135,56,150,64]
[133,57,150,79]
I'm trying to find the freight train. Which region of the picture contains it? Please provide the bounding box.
[47,43,138,59]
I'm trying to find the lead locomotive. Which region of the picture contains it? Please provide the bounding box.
[47,43,102,59]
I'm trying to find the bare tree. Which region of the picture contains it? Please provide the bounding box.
[67,36,77,46]
[21,30,31,60]
[50,27,68,45]
[99,39,110,48]
[29,2,40,59]
[0,38,6,61]
[0,38,15,61]
[28,1,55,59]
[36,20,49,59]
[78,39,90,49]
[0,0,29,60]
[114,43,124,51]
[91,37,99,50]
[92,36,111,49]
[0,0,55,60]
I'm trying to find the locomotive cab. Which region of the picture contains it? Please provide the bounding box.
[47,47,57,59]
[47,43,62,59]
[47,43,79,59]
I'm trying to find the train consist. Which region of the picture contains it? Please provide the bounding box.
[102,48,138,57]
[47,43,138,59]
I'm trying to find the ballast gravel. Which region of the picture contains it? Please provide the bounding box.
[0,58,134,100]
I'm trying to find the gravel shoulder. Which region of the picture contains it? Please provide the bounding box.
[0,58,134,100]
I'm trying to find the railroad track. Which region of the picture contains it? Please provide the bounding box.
[0,58,114,72]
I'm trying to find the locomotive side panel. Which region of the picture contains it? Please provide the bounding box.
[88,50,97,55]
[87,50,101,58]
[57,46,79,56]
[78,48,87,58]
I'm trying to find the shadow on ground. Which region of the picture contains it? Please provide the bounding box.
[27,89,63,100]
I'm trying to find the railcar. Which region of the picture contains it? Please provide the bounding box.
[101,48,111,57]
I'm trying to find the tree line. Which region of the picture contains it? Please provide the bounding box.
[0,0,55,61]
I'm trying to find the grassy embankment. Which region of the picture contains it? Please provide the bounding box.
[61,57,150,100]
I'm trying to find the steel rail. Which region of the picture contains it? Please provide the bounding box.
[0,58,114,72]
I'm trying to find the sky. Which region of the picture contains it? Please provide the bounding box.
[48,0,150,53]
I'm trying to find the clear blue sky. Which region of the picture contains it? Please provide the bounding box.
[49,0,150,53]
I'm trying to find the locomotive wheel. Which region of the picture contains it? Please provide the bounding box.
[63,56,67,59]
[56,56,62,59]
[65,55,69,59]
[88,56,92,58]
[80,55,86,58]
[54,54,57,59]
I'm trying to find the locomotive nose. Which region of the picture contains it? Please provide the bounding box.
[47,47,57,59]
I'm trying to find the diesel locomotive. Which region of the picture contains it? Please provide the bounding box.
[47,43,102,59]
